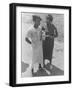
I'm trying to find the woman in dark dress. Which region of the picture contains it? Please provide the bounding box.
[43,15,58,70]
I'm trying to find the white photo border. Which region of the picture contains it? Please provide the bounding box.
[16,6,70,84]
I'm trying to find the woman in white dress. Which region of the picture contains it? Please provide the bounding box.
[25,15,43,74]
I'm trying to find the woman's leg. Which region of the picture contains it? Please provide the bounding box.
[49,40,54,70]
[39,63,42,69]
[49,48,54,70]
[31,62,34,74]
[43,40,46,67]
[50,59,53,70]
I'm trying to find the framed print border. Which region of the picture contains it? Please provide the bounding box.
[9,3,71,87]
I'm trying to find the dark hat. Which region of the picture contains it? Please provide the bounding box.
[46,14,53,22]
[32,15,42,21]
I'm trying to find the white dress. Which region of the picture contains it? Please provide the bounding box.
[26,26,43,67]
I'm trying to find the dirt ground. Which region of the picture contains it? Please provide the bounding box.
[21,40,64,77]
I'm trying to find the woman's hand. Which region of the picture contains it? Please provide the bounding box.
[25,37,32,44]
[42,31,46,40]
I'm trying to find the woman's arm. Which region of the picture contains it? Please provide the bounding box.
[53,25,58,38]
[25,37,31,44]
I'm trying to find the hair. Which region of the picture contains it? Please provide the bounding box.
[47,14,53,22]
[32,15,41,22]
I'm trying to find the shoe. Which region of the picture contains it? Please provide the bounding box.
[39,64,42,69]
[50,65,53,70]
[32,68,34,74]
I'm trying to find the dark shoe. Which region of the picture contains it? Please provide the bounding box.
[32,68,34,74]
[39,64,42,69]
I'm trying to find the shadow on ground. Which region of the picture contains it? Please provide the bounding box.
[33,63,64,77]
[21,61,29,73]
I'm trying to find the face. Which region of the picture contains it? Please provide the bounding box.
[46,18,50,24]
[35,18,41,27]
